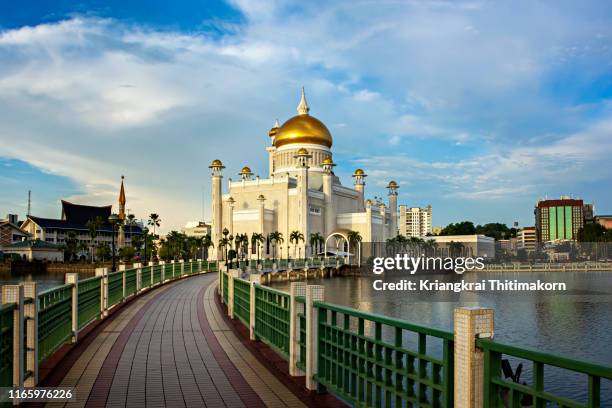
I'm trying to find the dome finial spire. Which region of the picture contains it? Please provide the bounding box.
[297,86,309,115]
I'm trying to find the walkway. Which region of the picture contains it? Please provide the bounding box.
[43,274,306,408]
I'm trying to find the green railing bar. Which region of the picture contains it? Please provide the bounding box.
[477,338,612,379]
[314,301,453,341]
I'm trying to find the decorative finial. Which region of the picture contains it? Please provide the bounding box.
[274,118,280,128]
[297,86,309,115]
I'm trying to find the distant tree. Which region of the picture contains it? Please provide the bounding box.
[440,221,476,236]
[96,242,111,262]
[577,223,611,242]
[516,248,528,262]
[448,241,464,257]
[309,233,324,257]
[269,232,284,261]
[119,246,135,262]
[202,234,214,260]
[85,216,104,262]
[289,231,305,259]
[251,233,264,263]
[148,213,161,236]
[475,223,516,240]
[63,231,78,262]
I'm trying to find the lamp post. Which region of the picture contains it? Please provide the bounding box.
[108,213,119,272]
[143,226,149,263]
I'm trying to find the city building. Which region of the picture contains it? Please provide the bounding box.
[1,239,64,261]
[19,178,141,252]
[0,214,29,246]
[517,226,537,251]
[428,235,495,258]
[208,88,398,260]
[398,205,432,237]
[595,215,612,229]
[182,221,212,238]
[498,238,518,252]
[535,196,590,242]
[431,226,443,236]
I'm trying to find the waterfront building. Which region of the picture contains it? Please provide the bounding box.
[0,214,29,246]
[595,215,612,229]
[498,238,518,252]
[428,234,495,258]
[534,196,591,242]
[517,226,537,251]
[1,239,64,261]
[399,205,432,237]
[19,178,141,253]
[209,88,398,260]
[182,221,212,238]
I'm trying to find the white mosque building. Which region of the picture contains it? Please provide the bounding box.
[209,88,398,260]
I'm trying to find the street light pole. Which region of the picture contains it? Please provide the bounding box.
[108,213,119,272]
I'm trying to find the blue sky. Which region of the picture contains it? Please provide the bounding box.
[1,0,611,231]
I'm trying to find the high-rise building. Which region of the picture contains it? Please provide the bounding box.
[534,196,589,242]
[517,226,537,251]
[398,205,432,237]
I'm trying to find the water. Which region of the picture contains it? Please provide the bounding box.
[0,270,94,291]
[271,271,612,404]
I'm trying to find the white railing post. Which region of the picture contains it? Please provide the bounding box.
[95,267,109,318]
[248,274,261,340]
[119,264,126,300]
[454,307,495,408]
[1,285,24,390]
[160,260,166,282]
[227,269,240,318]
[180,259,185,276]
[289,282,306,376]
[305,284,325,391]
[134,263,142,293]
[22,282,38,387]
[148,261,155,286]
[197,258,203,273]
[169,260,175,279]
[65,273,79,342]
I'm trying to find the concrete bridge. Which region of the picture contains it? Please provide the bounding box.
[1,260,610,407]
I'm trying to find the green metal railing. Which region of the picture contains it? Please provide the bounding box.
[478,338,612,408]
[125,268,137,296]
[208,261,218,272]
[107,271,123,307]
[297,296,307,371]
[222,272,229,304]
[38,284,73,362]
[141,266,152,288]
[78,277,101,329]
[0,303,15,387]
[254,285,290,359]
[152,264,162,284]
[314,301,454,408]
[233,277,251,327]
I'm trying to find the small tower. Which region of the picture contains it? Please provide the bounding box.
[387,181,399,238]
[294,148,312,254]
[267,120,279,177]
[322,158,336,235]
[117,175,126,248]
[257,194,266,235]
[209,159,225,260]
[352,169,367,211]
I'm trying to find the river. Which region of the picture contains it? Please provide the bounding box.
[270,270,612,405]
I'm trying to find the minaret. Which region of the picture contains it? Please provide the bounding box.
[294,148,311,254]
[258,194,266,235]
[267,119,279,177]
[379,202,387,242]
[209,159,225,260]
[117,175,126,248]
[227,196,235,235]
[322,158,336,236]
[387,181,399,238]
[352,169,367,211]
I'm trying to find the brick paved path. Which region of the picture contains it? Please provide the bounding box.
[45,274,304,408]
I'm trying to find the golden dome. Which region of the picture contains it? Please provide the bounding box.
[268,119,280,138]
[209,159,224,168]
[240,166,252,174]
[257,194,265,201]
[296,147,309,156]
[322,157,334,165]
[387,180,398,188]
[274,115,333,148]
[273,88,332,148]
[353,169,366,176]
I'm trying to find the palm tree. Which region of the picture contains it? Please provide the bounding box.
[148,213,161,236]
[269,232,284,261]
[347,231,362,265]
[219,237,230,262]
[85,216,104,263]
[449,241,464,258]
[309,233,324,258]
[201,234,214,260]
[424,239,438,257]
[289,231,305,259]
[251,233,264,264]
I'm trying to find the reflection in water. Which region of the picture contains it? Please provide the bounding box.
[271,271,612,404]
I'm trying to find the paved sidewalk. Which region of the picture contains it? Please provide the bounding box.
[43,274,301,407]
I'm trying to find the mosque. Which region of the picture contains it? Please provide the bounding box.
[209,88,398,260]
